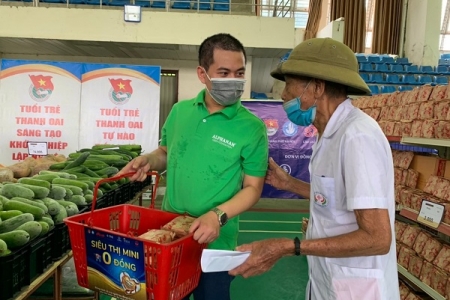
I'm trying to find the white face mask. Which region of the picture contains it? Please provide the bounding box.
[204,72,246,106]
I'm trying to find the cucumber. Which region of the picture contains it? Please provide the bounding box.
[110,160,129,168]
[68,195,87,206]
[113,148,139,158]
[83,168,102,178]
[0,249,11,257]
[64,152,90,170]
[4,200,45,220]
[49,162,69,170]
[0,213,34,233]
[0,195,8,206]
[92,144,124,150]
[52,178,89,193]
[16,221,42,241]
[1,184,34,200]
[57,200,79,216]
[11,197,48,214]
[63,166,87,174]
[39,171,76,180]
[63,188,74,200]
[48,186,66,200]
[32,174,61,183]
[53,204,68,224]
[0,239,8,256]
[118,144,142,152]
[66,172,91,179]
[42,198,61,216]
[41,217,55,231]
[84,194,93,203]
[81,160,110,171]
[0,210,22,220]
[52,184,83,196]
[78,180,95,190]
[17,178,51,190]
[85,154,123,164]
[96,167,119,177]
[16,183,49,199]
[38,221,50,236]
[0,230,30,249]
[95,150,132,161]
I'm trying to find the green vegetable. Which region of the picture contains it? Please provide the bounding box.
[16,221,42,241]
[0,230,30,249]
[64,152,91,170]
[0,213,34,233]
[16,183,49,199]
[4,200,44,220]
[1,184,34,200]
[18,178,51,189]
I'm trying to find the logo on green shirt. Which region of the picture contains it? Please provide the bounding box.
[212,134,236,148]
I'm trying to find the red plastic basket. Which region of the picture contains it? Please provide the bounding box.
[65,172,206,300]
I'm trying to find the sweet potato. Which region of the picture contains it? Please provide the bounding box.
[0,167,14,183]
[8,162,32,178]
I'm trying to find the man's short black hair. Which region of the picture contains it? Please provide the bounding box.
[198,33,246,71]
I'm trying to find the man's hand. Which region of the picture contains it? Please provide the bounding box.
[189,211,220,244]
[229,238,291,278]
[117,156,151,181]
[265,158,291,191]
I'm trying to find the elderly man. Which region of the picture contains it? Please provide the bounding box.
[230,38,400,300]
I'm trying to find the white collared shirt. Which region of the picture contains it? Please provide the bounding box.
[305,99,400,300]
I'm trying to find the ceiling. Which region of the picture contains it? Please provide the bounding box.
[0,37,290,60]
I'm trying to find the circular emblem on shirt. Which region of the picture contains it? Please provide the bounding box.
[314,192,328,207]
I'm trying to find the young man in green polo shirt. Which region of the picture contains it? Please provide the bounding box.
[118,33,269,300]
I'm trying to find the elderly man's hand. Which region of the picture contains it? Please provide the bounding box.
[229,238,291,278]
[265,158,291,191]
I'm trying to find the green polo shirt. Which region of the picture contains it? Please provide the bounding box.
[160,90,268,250]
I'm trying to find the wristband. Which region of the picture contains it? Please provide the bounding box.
[294,237,301,256]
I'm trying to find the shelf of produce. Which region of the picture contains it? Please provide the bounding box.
[386,136,402,142]
[399,208,450,236]
[397,264,445,300]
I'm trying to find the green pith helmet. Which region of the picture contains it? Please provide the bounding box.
[271,38,371,96]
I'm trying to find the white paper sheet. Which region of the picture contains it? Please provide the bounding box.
[201,249,251,273]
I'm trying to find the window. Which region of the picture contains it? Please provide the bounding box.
[365,0,376,50]
[440,0,450,51]
[259,0,309,28]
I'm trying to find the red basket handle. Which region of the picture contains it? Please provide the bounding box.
[88,171,160,225]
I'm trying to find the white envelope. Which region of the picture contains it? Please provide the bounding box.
[201,249,251,273]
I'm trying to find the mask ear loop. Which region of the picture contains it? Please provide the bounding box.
[298,80,313,111]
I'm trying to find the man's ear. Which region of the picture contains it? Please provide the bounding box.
[313,79,326,99]
[197,66,207,84]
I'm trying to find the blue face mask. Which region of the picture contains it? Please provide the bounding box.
[283,82,316,126]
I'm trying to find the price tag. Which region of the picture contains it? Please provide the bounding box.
[28,142,48,156]
[417,200,445,229]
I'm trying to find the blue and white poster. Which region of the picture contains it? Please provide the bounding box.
[85,228,146,299]
[243,100,316,199]
[0,60,82,165]
[79,64,161,153]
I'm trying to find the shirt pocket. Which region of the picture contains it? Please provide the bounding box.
[311,174,336,209]
[328,262,385,300]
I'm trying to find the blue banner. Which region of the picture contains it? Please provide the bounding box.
[85,228,147,299]
[242,100,316,199]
